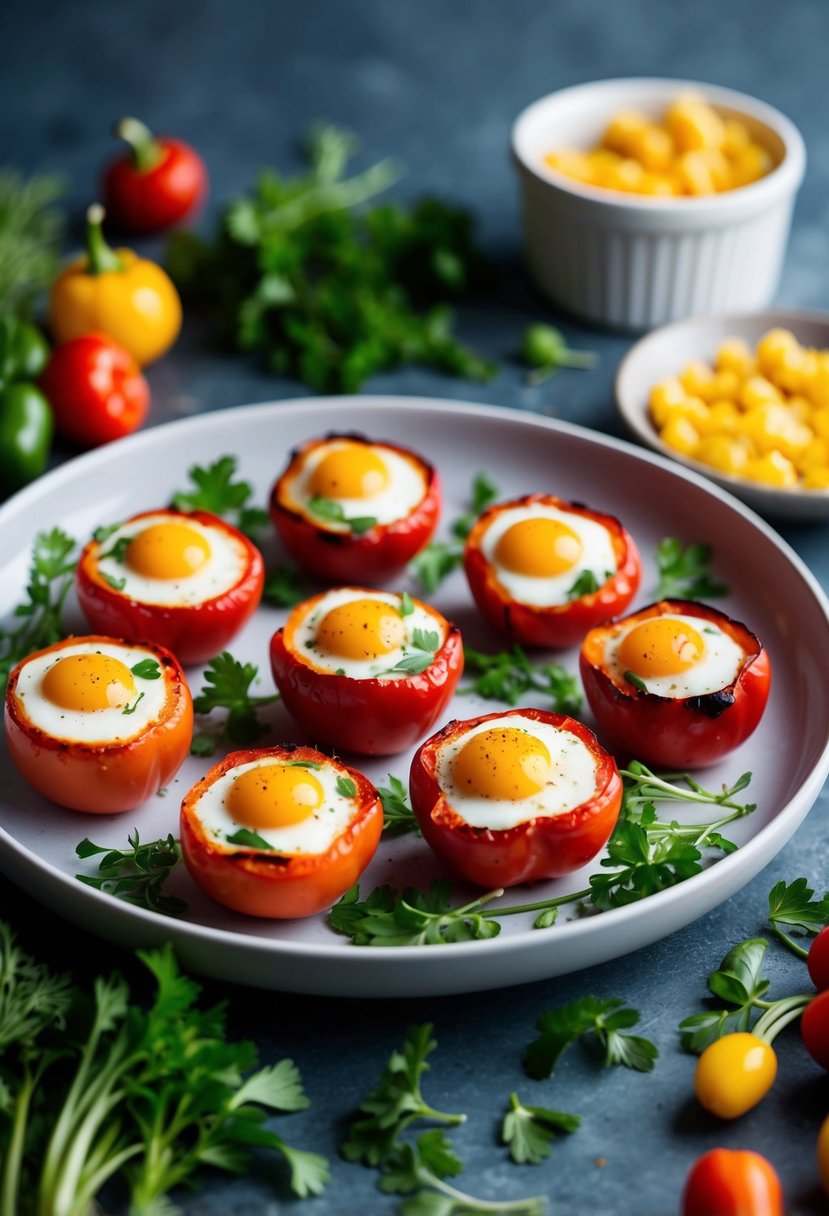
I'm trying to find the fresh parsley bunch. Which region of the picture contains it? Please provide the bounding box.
[167,125,495,393]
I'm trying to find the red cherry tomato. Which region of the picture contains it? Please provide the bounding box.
[808,925,829,991]
[408,707,622,888]
[802,989,829,1070]
[681,1148,784,1216]
[269,434,441,585]
[102,117,207,232]
[180,745,383,918]
[270,589,463,755]
[4,635,192,814]
[462,494,641,649]
[579,599,771,770]
[75,509,264,665]
[39,333,149,447]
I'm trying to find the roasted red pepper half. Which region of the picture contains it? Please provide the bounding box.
[269,587,463,755]
[5,635,192,814]
[39,332,149,447]
[102,117,208,233]
[579,599,771,770]
[681,1148,784,1216]
[75,508,264,665]
[408,707,622,888]
[180,744,383,918]
[269,433,441,585]
[463,494,641,649]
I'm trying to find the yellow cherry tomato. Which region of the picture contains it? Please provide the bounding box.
[694,1032,777,1119]
[818,1112,829,1196]
[49,204,181,366]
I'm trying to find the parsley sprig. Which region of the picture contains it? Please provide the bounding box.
[501,1094,581,1165]
[75,831,186,916]
[172,454,269,536]
[654,537,728,600]
[263,562,310,607]
[191,651,280,755]
[0,529,77,688]
[307,494,377,535]
[461,645,582,715]
[386,627,440,676]
[767,876,829,959]
[378,775,420,837]
[524,995,658,1078]
[410,471,498,593]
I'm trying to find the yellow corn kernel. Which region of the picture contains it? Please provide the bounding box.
[794,437,829,474]
[587,149,626,188]
[802,467,829,490]
[805,360,829,410]
[666,95,726,152]
[785,395,812,424]
[700,400,742,435]
[702,369,741,403]
[811,408,829,440]
[695,434,753,475]
[740,375,781,411]
[602,110,651,158]
[715,337,755,378]
[756,328,800,375]
[635,126,675,173]
[730,143,774,187]
[680,360,716,397]
[638,173,678,196]
[675,150,717,195]
[543,150,596,185]
[607,158,648,192]
[721,119,752,160]
[649,377,687,426]
[742,403,813,459]
[660,414,700,456]
[744,450,799,488]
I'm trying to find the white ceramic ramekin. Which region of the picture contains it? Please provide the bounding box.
[511,78,806,331]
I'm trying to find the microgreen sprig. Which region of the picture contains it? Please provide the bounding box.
[75,831,186,916]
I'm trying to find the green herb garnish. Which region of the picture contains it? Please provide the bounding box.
[378,774,420,837]
[130,659,161,680]
[263,563,310,607]
[226,827,276,851]
[654,537,728,599]
[191,651,280,754]
[0,170,66,316]
[307,495,377,534]
[520,323,597,386]
[524,996,658,1078]
[501,1094,581,1165]
[75,831,185,915]
[410,471,498,593]
[336,775,357,798]
[0,528,77,688]
[461,645,582,715]
[172,454,269,537]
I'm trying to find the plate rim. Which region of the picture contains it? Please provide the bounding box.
[2,394,829,992]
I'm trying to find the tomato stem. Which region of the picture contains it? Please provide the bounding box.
[753,992,812,1044]
[114,117,164,173]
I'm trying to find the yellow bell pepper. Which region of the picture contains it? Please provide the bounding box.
[49,204,181,366]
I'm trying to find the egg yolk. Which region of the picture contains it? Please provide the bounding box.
[452,727,552,800]
[125,522,211,580]
[495,517,584,577]
[617,617,706,677]
[42,653,137,711]
[227,764,326,830]
[315,598,406,660]
[307,444,390,499]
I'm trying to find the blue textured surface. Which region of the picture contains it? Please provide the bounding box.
[1,1,828,1213]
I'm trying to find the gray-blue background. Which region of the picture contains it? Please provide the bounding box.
[1,1,828,1212]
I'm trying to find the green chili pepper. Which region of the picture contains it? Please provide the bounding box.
[0,382,53,490]
[0,315,50,385]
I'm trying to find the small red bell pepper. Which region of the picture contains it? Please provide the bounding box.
[103,117,208,232]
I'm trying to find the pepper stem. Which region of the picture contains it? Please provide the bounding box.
[84,205,123,276]
[114,116,164,172]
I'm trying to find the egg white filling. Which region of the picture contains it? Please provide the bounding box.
[434,714,600,831]
[480,502,618,607]
[14,640,171,744]
[286,443,427,528]
[603,613,746,698]
[94,512,249,607]
[292,587,446,680]
[194,756,360,856]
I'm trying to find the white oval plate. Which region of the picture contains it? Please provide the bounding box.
[1,396,828,997]
[615,309,829,520]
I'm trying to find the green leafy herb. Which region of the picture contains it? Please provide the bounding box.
[399,591,415,617]
[341,1024,465,1167]
[75,831,185,915]
[172,454,269,536]
[767,877,829,959]
[501,1093,581,1165]
[378,774,420,837]
[226,827,276,851]
[263,562,310,607]
[0,170,66,317]
[566,570,603,599]
[336,775,357,798]
[385,628,440,676]
[410,471,499,592]
[524,996,658,1079]
[101,572,127,591]
[678,937,771,1053]
[653,537,728,600]
[623,670,649,692]
[99,536,131,563]
[307,494,377,534]
[93,523,119,544]
[0,528,77,688]
[329,881,504,947]
[121,691,145,715]
[520,323,598,386]
[167,125,494,394]
[461,645,582,715]
[130,658,162,680]
[191,651,280,754]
